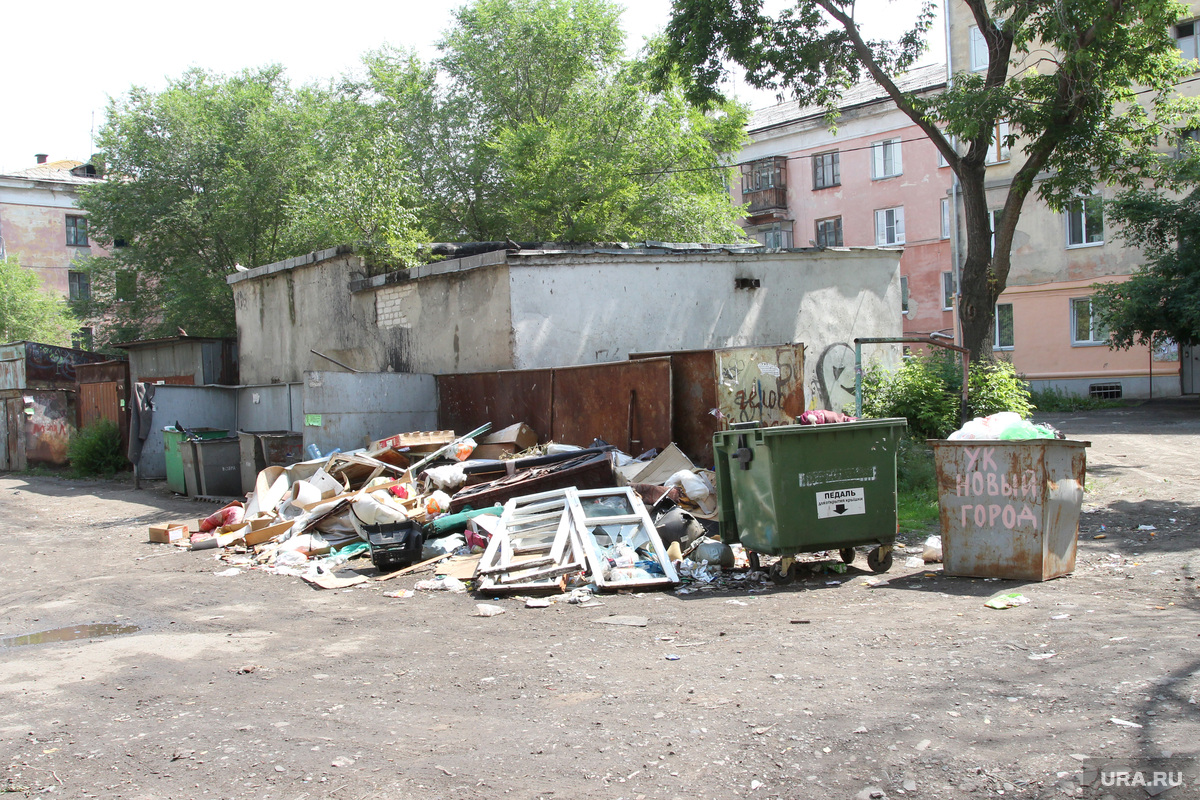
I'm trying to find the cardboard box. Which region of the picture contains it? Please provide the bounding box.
[472,422,538,460]
[148,523,189,544]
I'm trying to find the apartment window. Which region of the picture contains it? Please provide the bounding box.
[941,198,951,239]
[901,276,910,314]
[68,270,91,302]
[995,303,1014,350]
[875,206,905,245]
[115,269,137,301]
[871,138,903,179]
[986,120,1012,164]
[741,157,786,193]
[812,151,840,189]
[1066,196,1104,247]
[942,271,957,310]
[1071,297,1109,345]
[1177,20,1198,61]
[970,25,988,71]
[755,222,793,249]
[72,327,94,351]
[65,215,88,246]
[815,216,843,248]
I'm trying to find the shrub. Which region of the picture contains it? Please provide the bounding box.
[861,350,1034,439]
[68,420,126,477]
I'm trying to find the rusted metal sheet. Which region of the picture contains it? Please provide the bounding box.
[77,360,130,385]
[931,439,1090,581]
[23,342,107,388]
[2,398,22,470]
[437,370,553,441]
[550,358,672,455]
[630,349,718,467]
[77,360,131,457]
[23,391,74,466]
[448,450,616,513]
[630,344,805,467]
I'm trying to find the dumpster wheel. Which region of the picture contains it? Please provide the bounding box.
[839,547,856,566]
[748,551,761,571]
[769,557,797,585]
[867,545,893,574]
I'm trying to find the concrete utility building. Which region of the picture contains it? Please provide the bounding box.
[228,242,905,414]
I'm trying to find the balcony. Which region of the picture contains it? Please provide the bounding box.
[740,156,788,221]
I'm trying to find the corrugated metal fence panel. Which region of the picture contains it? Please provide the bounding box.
[437,370,554,441]
[551,358,672,455]
[79,382,119,430]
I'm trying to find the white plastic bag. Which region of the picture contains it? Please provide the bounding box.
[665,469,717,515]
[923,535,943,563]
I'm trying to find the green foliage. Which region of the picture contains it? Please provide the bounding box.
[895,437,939,533]
[359,0,748,242]
[655,0,1200,364]
[862,351,1033,439]
[0,257,78,346]
[68,420,126,477]
[861,353,958,440]
[1092,145,1200,350]
[967,359,1033,420]
[1029,386,1124,412]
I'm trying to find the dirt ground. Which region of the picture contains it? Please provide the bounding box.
[2,398,1199,800]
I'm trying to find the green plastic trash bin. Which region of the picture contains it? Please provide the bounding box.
[163,427,229,494]
[713,418,907,583]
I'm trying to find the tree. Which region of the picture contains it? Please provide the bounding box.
[1091,147,1200,349]
[79,66,324,342]
[0,257,78,345]
[655,0,1198,366]
[358,0,748,242]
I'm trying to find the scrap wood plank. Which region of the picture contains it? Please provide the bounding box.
[374,553,452,581]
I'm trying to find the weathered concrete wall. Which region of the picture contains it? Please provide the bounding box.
[300,371,438,456]
[0,187,96,297]
[231,248,514,384]
[506,249,902,412]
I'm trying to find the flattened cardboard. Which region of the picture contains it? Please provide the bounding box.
[614,443,695,486]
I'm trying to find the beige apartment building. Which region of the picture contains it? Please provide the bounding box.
[943,0,1200,397]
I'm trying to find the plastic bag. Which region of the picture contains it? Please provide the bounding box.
[424,490,452,516]
[450,439,477,461]
[200,503,244,532]
[423,464,467,492]
[664,469,717,515]
[923,535,942,563]
[421,534,466,561]
[275,550,308,567]
[414,576,467,592]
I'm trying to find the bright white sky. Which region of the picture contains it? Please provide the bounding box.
[0,0,944,173]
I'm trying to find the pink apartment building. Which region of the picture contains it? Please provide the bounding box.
[733,64,955,348]
[0,156,106,349]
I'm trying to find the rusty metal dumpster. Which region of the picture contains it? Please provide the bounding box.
[930,438,1090,581]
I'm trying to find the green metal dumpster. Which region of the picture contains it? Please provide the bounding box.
[163,427,229,494]
[713,418,907,583]
[930,438,1089,581]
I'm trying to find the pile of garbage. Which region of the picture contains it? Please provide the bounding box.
[148,422,737,594]
[948,411,1063,440]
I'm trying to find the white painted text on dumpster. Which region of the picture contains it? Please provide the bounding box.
[949,446,1040,530]
[815,487,865,519]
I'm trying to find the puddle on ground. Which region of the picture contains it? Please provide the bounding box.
[1,623,141,648]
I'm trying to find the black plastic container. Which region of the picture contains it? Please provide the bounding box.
[365,520,424,572]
